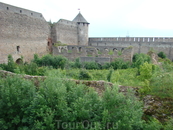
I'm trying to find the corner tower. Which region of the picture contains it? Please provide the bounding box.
[73,12,89,45]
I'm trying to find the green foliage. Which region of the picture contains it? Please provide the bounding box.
[0,69,172,129]
[53,41,67,47]
[6,54,16,72]
[149,72,173,98]
[110,58,130,70]
[83,62,101,70]
[33,54,67,69]
[74,58,82,68]
[107,68,113,82]
[158,51,166,59]
[0,76,36,129]
[102,86,144,129]
[118,50,122,56]
[1,72,158,129]
[132,53,151,68]
[78,69,92,80]
[108,50,114,55]
[138,62,153,81]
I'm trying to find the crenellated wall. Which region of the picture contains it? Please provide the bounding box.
[89,37,173,60]
[89,37,173,42]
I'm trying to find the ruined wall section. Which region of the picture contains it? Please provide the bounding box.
[89,37,173,60]
[52,19,78,45]
[52,45,133,63]
[0,4,50,63]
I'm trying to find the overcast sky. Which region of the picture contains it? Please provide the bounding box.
[1,0,173,37]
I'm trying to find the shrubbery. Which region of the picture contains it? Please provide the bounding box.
[158,51,166,59]
[0,72,165,129]
[132,53,151,68]
[32,54,67,69]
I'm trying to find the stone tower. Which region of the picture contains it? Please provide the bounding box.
[73,12,89,45]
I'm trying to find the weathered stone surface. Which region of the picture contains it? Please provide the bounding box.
[0,2,50,64]
[143,95,173,123]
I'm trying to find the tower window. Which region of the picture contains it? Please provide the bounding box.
[7,7,9,10]
[20,10,22,13]
[31,13,33,15]
[17,46,20,52]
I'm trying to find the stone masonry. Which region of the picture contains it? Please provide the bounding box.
[1,2,173,64]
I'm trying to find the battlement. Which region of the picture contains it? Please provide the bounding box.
[0,2,45,20]
[89,37,173,42]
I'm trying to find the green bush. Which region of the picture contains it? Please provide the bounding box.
[78,69,92,80]
[132,53,151,68]
[33,54,67,69]
[107,68,113,82]
[0,72,167,129]
[158,52,166,59]
[83,62,100,70]
[110,58,130,70]
[0,76,36,129]
[138,62,153,81]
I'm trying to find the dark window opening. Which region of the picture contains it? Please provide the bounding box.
[16,58,22,64]
[17,46,20,52]
[79,47,82,52]
[7,7,9,10]
[20,10,22,13]
[113,48,117,51]
[31,13,33,15]
[40,15,42,17]
[83,23,85,26]
[47,42,50,46]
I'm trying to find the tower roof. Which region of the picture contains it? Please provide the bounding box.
[73,12,89,24]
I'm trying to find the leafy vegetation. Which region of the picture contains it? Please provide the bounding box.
[0,72,169,130]
[158,51,166,59]
[1,52,173,129]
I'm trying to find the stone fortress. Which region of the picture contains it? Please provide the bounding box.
[1,2,173,64]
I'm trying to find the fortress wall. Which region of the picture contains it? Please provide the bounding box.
[89,38,173,60]
[0,2,44,20]
[89,37,173,43]
[0,9,50,63]
[52,19,78,45]
[52,45,133,63]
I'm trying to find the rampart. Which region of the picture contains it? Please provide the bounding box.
[52,45,133,63]
[0,2,50,64]
[89,37,173,60]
